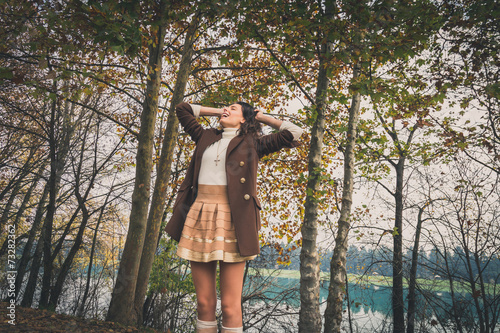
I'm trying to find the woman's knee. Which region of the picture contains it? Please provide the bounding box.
[220,298,241,318]
[197,296,217,313]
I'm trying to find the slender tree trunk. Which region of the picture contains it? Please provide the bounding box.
[462,242,485,332]
[106,19,166,325]
[1,160,46,259]
[0,147,35,231]
[324,65,361,333]
[39,93,59,310]
[49,112,101,308]
[473,249,490,332]
[133,14,199,325]
[299,44,330,333]
[393,158,405,333]
[407,204,427,333]
[21,228,44,307]
[39,96,75,310]
[442,246,464,333]
[48,185,90,308]
[455,205,488,333]
[0,152,31,204]
[17,180,49,305]
[78,187,112,317]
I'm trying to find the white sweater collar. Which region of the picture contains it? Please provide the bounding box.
[222,127,239,139]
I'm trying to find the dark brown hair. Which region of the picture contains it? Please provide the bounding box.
[236,101,262,137]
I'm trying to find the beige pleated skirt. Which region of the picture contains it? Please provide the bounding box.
[176,184,256,262]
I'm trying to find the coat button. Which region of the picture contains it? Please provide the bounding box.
[244,194,250,200]
[240,177,246,183]
[240,161,245,166]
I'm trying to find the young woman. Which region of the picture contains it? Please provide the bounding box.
[164,102,302,333]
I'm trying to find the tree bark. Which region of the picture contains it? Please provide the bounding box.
[38,93,59,310]
[106,18,166,325]
[0,147,36,232]
[299,44,329,333]
[1,159,46,259]
[393,157,406,333]
[18,174,49,306]
[21,230,44,307]
[324,65,361,333]
[133,14,199,325]
[39,96,75,309]
[406,203,427,333]
[48,110,114,308]
[78,186,112,317]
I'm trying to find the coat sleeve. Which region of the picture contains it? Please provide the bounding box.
[176,102,204,143]
[256,129,301,158]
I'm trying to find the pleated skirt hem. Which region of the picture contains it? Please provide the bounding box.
[176,184,256,263]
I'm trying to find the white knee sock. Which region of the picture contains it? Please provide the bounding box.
[196,319,218,333]
[221,325,243,333]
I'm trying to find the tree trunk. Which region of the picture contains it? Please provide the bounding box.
[473,251,490,332]
[461,227,486,332]
[38,94,59,310]
[324,66,361,333]
[78,187,112,317]
[442,246,464,333]
[0,148,34,205]
[21,227,44,307]
[0,147,36,232]
[1,160,46,259]
[49,112,104,308]
[18,176,49,306]
[49,152,95,309]
[393,158,405,333]
[133,14,199,325]
[39,96,75,310]
[299,44,329,333]
[406,204,427,333]
[106,19,166,325]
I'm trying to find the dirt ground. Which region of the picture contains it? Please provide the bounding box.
[0,302,162,332]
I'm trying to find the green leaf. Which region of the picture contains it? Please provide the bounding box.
[0,67,14,79]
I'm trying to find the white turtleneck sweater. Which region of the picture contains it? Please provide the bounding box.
[198,127,238,185]
[191,104,303,186]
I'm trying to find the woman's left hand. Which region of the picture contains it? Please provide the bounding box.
[254,109,283,129]
[254,109,264,122]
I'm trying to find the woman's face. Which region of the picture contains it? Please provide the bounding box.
[220,103,245,128]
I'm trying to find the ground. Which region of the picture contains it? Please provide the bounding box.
[0,302,162,332]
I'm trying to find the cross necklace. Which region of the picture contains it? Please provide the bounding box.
[214,140,227,166]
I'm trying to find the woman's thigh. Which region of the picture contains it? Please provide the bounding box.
[219,261,246,305]
[191,261,217,307]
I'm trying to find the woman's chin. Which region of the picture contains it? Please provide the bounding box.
[220,120,238,128]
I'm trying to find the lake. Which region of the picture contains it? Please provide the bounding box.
[242,270,481,333]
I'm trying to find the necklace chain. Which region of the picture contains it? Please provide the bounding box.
[214,140,227,166]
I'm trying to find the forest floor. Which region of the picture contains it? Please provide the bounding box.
[0,302,162,332]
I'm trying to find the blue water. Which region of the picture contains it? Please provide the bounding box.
[242,274,489,332]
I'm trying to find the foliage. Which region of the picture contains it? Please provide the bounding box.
[1,0,499,331]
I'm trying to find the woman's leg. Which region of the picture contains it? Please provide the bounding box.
[191,261,218,321]
[219,261,246,329]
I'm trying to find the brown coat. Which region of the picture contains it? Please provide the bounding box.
[164,102,299,256]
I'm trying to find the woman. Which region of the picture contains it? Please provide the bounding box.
[164,101,302,333]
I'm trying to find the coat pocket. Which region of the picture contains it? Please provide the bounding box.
[253,195,262,230]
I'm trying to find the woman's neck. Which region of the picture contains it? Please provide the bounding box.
[222,127,239,139]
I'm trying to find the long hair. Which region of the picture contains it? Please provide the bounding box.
[236,101,262,137]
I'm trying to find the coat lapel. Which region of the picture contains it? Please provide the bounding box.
[197,131,221,156]
[226,135,245,158]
